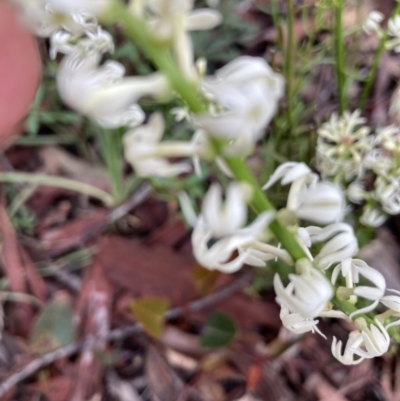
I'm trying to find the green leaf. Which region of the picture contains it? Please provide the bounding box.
[131,297,170,338]
[30,294,74,354]
[200,312,237,349]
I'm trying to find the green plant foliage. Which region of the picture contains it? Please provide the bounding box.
[30,295,74,354]
[200,312,237,349]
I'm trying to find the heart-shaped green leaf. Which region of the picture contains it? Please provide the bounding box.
[200,312,237,349]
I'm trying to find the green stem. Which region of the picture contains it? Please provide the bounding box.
[285,0,295,147]
[335,0,346,114]
[358,2,400,110]
[0,172,114,206]
[98,129,124,204]
[108,0,377,325]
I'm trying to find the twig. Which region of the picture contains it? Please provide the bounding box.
[107,182,152,224]
[0,271,253,397]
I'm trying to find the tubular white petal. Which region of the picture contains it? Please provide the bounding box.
[351,318,390,358]
[280,306,326,338]
[202,182,249,238]
[381,289,400,312]
[331,332,364,365]
[294,182,344,224]
[273,269,332,318]
[123,113,194,177]
[262,162,312,190]
[186,9,222,30]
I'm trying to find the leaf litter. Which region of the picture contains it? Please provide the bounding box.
[2,1,400,400]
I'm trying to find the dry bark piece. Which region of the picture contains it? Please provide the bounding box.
[68,262,112,401]
[0,199,47,334]
[39,209,108,257]
[145,344,185,401]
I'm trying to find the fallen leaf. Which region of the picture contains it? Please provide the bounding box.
[39,209,108,257]
[97,235,196,306]
[0,197,47,334]
[131,297,170,338]
[68,262,112,401]
[145,344,185,401]
[193,265,221,297]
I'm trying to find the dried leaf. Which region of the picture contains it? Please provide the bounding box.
[68,263,112,401]
[201,312,236,349]
[193,265,221,296]
[145,345,184,401]
[131,297,170,338]
[40,209,108,257]
[98,236,196,306]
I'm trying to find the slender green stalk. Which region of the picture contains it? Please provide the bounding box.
[358,2,400,110]
[285,0,295,146]
[107,1,379,322]
[98,129,124,203]
[0,172,114,206]
[334,0,346,114]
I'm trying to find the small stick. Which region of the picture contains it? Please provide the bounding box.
[0,271,253,397]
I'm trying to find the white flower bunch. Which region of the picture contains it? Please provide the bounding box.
[195,57,285,155]
[363,11,384,37]
[315,109,400,227]
[362,10,400,53]
[15,0,399,367]
[316,110,372,182]
[11,0,110,37]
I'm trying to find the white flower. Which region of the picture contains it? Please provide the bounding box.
[50,27,114,59]
[360,206,386,227]
[239,242,294,266]
[307,223,359,269]
[363,11,384,36]
[140,0,221,80]
[280,304,326,338]
[273,268,333,318]
[191,213,273,273]
[316,110,372,180]
[373,177,400,215]
[379,289,400,330]
[195,57,284,155]
[381,289,400,313]
[201,182,251,238]
[262,162,316,191]
[351,318,390,359]
[332,259,386,318]
[57,51,170,128]
[347,181,367,204]
[123,113,195,177]
[12,0,109,37]
[292,182,344,225]
[387,15,400,52]
[374,125,400,151]
[263,162,345,225]
[332,331,365,365]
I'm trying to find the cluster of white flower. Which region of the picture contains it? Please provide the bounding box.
[316,110,400,227]
[14,0,400,366]
[363,10,400,52]
[190,162,399,365]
